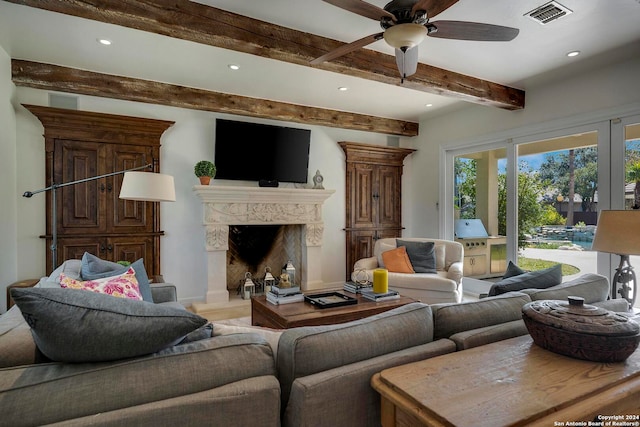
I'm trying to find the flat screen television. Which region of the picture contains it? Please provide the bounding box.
[214,119,311,184]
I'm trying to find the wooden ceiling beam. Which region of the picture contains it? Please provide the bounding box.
[12,60,419,137]
[6,0,524,110]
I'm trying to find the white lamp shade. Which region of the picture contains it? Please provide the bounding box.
[383,23,428,49]
[591,210,640,255]
[119,172,176,202]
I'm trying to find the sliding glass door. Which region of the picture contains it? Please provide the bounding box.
[446,122,610,281]
[453,146,509,278]
[513,129,602,278]
[612,115,640,308]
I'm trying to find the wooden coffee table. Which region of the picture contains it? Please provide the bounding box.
[251,290,416,329]
[371,335,640,427]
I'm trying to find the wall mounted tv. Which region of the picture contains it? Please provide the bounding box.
[214,119,311,185]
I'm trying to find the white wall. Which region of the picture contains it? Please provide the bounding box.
[12,88,412,306]
[0,46,17,312]
[409,56,640,239]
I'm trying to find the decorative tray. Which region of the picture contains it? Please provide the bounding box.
[304,292,358,309]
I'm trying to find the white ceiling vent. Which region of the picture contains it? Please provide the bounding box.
[525,1,573,25]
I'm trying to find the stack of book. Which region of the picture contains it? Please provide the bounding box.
[360,289,400,302]
[343,281,373,294]
[266,285,304,305]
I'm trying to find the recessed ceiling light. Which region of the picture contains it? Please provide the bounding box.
[566,50,580,57]
[97,38,112,46]
[338,87,348,91]
[425,103,433,107]
[228,64,240,70]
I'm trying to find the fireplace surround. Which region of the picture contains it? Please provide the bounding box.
[193,185,335,305]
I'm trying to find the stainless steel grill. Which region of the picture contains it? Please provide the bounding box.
[454,219,507,278]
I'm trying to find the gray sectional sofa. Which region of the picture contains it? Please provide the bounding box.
[0,273,631,426]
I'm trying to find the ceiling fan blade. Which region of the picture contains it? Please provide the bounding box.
[322,0,396,22]
[395,46,419,80]
[412,0,459,18]
[311,32,384,65]
[428,20,519,41]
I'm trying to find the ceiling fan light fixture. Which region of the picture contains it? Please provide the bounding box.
[383,23,428,49]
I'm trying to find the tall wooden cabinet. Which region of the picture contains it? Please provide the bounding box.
[24,105,174,275]
[339,141,415,278]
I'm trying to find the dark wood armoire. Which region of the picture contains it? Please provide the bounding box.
[24,105,174,275]
[339,141,415,279]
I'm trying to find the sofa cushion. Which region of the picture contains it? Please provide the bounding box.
[277,302,434,407]
[435,245,446,270]
[60,268,143,300]
[81,253,153,302]
[0,334,277,427]
[376,239,397,268]
[488,264,562,296]
[10,287,207,363]
[448,319,529,350]
[397,239,436,273]
[503,260,527,278]
[283,339,455,427]
[39,259,82,288]
[0,305,37,368]
[431,292,532,340]
[381,246,415,273]
[520,273,610,304]
[212,323,283,355]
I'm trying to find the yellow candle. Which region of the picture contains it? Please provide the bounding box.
[373,268,389,294]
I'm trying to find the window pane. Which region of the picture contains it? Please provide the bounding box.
[517,132,598,277]
[454,149,508,279]
[625,123,640,210]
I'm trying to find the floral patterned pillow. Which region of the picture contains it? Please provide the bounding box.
[59,268,143,300]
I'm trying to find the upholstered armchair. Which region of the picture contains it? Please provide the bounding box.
[351,238,464,304]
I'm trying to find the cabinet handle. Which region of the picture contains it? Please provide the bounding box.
[372,193,379,200]
[107,244,113,252]
[100,184,105,193]
[100,244,106,253]
[107,183,113,193]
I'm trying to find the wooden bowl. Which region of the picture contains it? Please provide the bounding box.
[522,297,640,363]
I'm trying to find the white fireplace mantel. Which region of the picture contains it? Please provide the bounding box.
[193,185,335,304]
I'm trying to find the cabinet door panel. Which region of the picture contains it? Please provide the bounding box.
[347,231,376,274]
[352,164,375,227]
[58,238,102,266]
[110,145,154,231]
[377,166,401,227]
[57,140,106,232]
[109,237,154,272]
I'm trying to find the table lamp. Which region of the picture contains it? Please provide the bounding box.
[591,210,640,306]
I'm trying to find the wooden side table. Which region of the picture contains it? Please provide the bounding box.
[6,279,39,311]
[372,335,640,426]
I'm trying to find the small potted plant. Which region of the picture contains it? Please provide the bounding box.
[194,160,216,185]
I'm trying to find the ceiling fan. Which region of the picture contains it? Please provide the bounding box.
[311,0,519,81]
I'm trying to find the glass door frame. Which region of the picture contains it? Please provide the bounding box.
[440,140,507,240]
[608,114,640,299]
[442,120,611,273]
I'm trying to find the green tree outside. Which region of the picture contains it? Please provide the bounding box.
[498,161,547,248]
[627,161,640,208]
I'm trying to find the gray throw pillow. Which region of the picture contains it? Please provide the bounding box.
[396,239,436,273]
[81,253,153,302]
[502,261,527,279]
[11,288,207,363]
[488,264,562,297]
